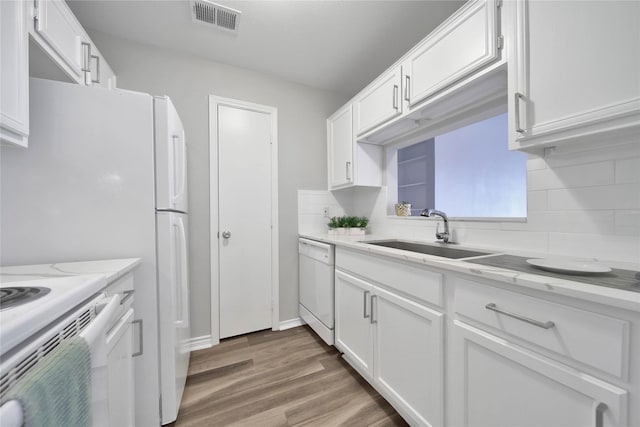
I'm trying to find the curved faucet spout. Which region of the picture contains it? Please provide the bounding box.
[420,209,450,243]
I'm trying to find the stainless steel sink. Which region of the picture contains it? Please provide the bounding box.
[362,240,492,259]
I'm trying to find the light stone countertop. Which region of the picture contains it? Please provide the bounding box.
[300,233,640,313]
[0,258,142,286]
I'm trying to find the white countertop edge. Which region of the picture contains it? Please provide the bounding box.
[299,233,640,313]
[0,258,142,285]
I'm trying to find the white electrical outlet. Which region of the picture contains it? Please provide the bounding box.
[323,207,330,218]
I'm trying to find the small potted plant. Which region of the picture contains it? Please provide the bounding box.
[327,215,370,235]
[327,216,340,235]
[349,216,369,236]
[395,201,411,216]
[336,216,350,235]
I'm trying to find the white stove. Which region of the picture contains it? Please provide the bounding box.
[0,274,106,357]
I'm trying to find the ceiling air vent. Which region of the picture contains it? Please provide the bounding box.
[191,0,241,32]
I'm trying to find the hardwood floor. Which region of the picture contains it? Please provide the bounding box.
[170,326,409,427]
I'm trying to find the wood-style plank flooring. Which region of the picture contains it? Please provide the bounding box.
[170,326,409,427]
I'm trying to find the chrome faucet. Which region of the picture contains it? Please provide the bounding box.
[420,209,450,243]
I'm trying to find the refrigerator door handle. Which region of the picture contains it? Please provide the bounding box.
[174,216,189,329]
[171,133,187,210]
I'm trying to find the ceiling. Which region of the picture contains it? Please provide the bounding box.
[68,0,465,97]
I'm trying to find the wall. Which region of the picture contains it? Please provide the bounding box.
[299,142,640,266]
[90,31,347,339]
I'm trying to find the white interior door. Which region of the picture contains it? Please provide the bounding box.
[218,102,274,339]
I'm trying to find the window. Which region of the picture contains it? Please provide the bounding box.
[395,113,527,218]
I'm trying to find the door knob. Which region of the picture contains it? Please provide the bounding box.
[222,231,231,239]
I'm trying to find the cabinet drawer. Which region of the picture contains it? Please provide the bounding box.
[454,277,629,378]
[336,248,443,307]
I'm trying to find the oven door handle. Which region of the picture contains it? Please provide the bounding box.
[80,294,121,348]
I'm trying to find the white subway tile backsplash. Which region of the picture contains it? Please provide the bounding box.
[526,156,548,171]
[615,157,640,184]
[546,143,640,168]
[527,191,547,212]
[549,232,640,264]
[298,144,639,263]
[548,184,640,211]
[615,210,640,236]
[527,161,614,191]
[501,210,615,234]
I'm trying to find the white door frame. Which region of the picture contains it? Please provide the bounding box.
[209,95,279,345]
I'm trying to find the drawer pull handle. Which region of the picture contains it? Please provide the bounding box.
[595,402,607,427]
[485,303,555,329]
[371,295,378,324]
[363,290,370,319]
[120,289,135,305]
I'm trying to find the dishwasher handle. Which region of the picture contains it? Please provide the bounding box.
[299,238,334,265]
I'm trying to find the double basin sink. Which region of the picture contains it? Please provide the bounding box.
[362,239,492,260]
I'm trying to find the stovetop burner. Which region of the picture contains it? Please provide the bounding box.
[0,287,51,310]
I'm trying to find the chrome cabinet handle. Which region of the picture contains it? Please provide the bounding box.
[514,92,525,134]
[222,231,231,239]
[370,295,378,324]
[346,161,352,181]
[363,290,370,318]
[120,289,135,305]
[132,319,144,357]
[91,54,100,83]
[595,403,607,427]
[81,42,91,73]
[392,85,398,110]
[404,75,411,102]
[485,303,555,329]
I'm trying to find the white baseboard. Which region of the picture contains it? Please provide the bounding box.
[279,317,305,331]
[187,335,215,351]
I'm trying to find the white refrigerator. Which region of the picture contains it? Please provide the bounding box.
[0,78,190,426]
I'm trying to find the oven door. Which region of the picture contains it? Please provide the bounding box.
[80,294,121,427]
[0,294,121,427]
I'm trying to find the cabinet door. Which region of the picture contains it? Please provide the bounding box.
[107,308,135,427]
[450,321,628,427]
[373,287,444,427]
[33,0,84,82]
[335,270,374,380]
[355,65,403,135]
[406,0,499,107]
[509,0,640,150]
[327,104,354,189]
[0,0,29,147]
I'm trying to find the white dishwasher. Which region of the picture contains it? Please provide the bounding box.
[298,238,335,345]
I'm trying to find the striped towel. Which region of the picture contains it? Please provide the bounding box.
[4,336,92,427]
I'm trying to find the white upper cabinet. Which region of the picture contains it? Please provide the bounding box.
[327,104,383,191]
[1,0,117,147]
[32,0,85,83]
[405,0,500,108]
[355,64,403,135]
[328,104,354,189]
[508,0,640,151]
[1,0,29,147]
[29,0,116,88]
[332,0,505,147]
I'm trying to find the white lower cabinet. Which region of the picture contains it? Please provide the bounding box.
[335,269,444,427]
[106,307,135,427]
[373,286,444,427]
[335,270,374,379]
[450,320,628,427]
